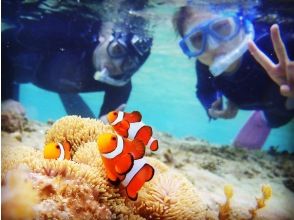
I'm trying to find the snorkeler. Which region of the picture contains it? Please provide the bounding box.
[2,0,152,120]
[173,4,294,147]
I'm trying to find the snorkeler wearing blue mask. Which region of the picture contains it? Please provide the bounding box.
[2,1,152,120]
[173,5,294,148]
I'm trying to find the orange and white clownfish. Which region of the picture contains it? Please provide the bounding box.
[97,133,154,200]
[107,111,159,151]
[43,140,71,160]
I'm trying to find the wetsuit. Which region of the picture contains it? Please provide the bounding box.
[195,23,294,128]
[2,4,132,118]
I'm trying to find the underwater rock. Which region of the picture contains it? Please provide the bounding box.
[1,100,27,133]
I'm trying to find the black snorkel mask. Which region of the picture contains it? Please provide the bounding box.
[94,30,152,86]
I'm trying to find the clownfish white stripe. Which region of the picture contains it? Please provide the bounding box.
[128,121,145,140]
[102,135,124,159]
[146,137,155,148]
[57,143,65,160]
[111,111,124,126]
[121,158,146,187]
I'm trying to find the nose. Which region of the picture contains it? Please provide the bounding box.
[206,36,220,51]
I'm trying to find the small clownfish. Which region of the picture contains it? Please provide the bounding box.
[107,111,159,152]
[97,133,154,200]
[43,140,71,160]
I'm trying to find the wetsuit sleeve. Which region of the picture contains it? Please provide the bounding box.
[99,81,132,117]
[195,61,219,118]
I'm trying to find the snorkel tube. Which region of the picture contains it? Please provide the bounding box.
[209,19,255,77]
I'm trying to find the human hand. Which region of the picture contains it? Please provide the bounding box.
[208,99,238,119]
[248,24,294,98]
[100,104,126,124]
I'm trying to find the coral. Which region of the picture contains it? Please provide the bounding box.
[249,184,272,219]
[219,184,233,220]
[129,157,210,220]
[217,184,274,220]
[44,115,114,153]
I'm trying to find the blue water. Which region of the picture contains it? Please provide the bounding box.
[19,16,294,152]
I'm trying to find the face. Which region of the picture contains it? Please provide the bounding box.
[93,35,125,77]
[183,12,245,66]
[93,34,143,80]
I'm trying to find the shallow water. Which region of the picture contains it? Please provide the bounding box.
[3,0,294,152]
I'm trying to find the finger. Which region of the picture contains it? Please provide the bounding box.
[209,108,227,119]
[248,40,276,75]
[286,62,294,88]
[208,108,219,119]
[280,85,294,98]
[211,99,221,108]
[270,24,289,65]
[116,104,126,111]
[100,115,108,124]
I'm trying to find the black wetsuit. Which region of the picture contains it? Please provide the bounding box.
[195,23,294,128]
[2,5,132,118]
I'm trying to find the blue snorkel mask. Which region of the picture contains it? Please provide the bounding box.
[179,13,255,76]
[94,31,152,86]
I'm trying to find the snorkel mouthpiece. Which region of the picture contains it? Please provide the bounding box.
[93,67,108,81]
[209,20,255,77]
[93,67,130,87]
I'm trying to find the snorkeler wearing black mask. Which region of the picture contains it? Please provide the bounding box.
[2,1,152,119]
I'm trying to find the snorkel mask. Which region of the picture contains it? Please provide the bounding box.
[94,31,152,86]
[179,13,255,77]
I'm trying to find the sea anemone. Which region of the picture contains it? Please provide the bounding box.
[44,116,114,154]
[129,158,210,219]
[2,167,39,220]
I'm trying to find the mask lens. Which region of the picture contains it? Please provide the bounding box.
[183,30,205,56]
[210,17,237,39]
[189,31,204,50]
[107,41,127,58]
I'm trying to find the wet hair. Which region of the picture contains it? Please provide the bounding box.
[172,6,197,37]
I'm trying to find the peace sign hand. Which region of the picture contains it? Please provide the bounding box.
[248,24,294,98]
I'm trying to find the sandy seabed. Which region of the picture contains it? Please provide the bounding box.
[1,115,294,220]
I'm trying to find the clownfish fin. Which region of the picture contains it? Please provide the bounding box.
[126,189,138,201]
[135,125,152,145]
[115,153,134,175]
[125,163,154,200]
[107,170,120,184]
[149,139,159,152]
[115,120,130,137]
[130,111,142,122]
[131,140,145,160]
[124,111,142,123]
[143,163,155,182]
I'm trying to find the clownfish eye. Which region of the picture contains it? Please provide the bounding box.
[56,145,60,149]
[111,136,116,141]
[113,112,118,116]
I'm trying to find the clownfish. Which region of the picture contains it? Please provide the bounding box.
[97,133,154,200]
[43,140,71,160]
[107,111,159,151]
